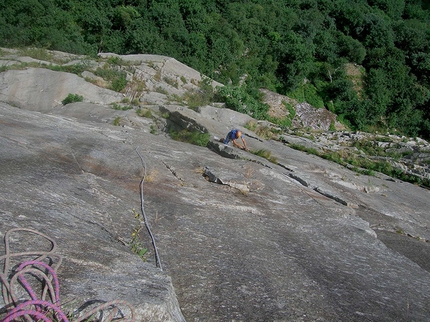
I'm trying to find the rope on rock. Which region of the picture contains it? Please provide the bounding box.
[135,147,163,271]
[0,228,135,321]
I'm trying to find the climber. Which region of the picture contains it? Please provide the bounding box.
[221,129,249,151]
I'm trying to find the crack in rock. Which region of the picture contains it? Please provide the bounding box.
[203,167,249,192]
[313,187,350,206]
[162,161,185,183]
[277,162,295,172]
[288,173,309,187]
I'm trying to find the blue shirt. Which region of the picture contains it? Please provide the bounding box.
[224,129,241,144]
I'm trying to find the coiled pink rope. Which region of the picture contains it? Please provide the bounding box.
[1,228,135,322]
[3,299,69,322]
[14,261,61,305]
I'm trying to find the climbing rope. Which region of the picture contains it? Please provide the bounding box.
[135,147,163,271]
[0,228,135,321]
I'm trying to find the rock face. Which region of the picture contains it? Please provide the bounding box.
[1,50,430,321]
[0,103,185,321]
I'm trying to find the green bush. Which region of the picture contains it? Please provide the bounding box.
[111,74,128,92]
[94,67,128,92]
[62,93,83,105]
[217,84,269,120]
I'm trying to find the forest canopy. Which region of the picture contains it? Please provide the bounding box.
[1,0,429,138]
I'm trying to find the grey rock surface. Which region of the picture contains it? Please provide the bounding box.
[1,51,430,321]
[0,68,123,112]
[0,102,185,321]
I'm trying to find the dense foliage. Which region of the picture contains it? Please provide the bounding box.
[1,0,430,138]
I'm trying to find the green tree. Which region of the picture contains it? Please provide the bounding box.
[365,68,390,120]
[368,0,405,20]
[361,12,395,48]
[275,31,315,92]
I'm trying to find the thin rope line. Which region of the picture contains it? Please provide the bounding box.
[135,147,163,271]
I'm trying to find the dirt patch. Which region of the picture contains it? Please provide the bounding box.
[345,63,365,97]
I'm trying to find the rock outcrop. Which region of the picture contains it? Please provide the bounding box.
[0,49,429,321]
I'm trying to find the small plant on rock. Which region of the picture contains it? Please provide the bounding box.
[62,93,84,105]
[111,103,133,110]
[113,116,121,126]
[137,108,153,118]
[183,76,215,111]
[130,209,148,261]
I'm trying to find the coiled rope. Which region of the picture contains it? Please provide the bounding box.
[135,147,163,271]
[0,228,135,321]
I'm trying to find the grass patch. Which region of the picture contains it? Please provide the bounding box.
[155,86,169,95]
[94,67,127,92]
[136,108,153,118]
[251,149,278,164]
[255,126,275,139]
[150,124,157,134]
[111,103,133,110]
[284,101,296,118]
[288,83,325,109]
[153,69,161,81]
[168,94,185,104]
[18,47,55,62]
[274,100,297,128]
[163,76,179,88]
[170,129,210,147]
[106,56,125,66]
[113,116,121,126]
[245,120,258,131]
[183,76,215,111]
[352,140,401,159]
[48,62,89,75]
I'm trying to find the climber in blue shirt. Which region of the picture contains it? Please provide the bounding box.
[222,129,248,151]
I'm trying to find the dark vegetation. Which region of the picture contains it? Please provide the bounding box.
[1,0,430,138]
